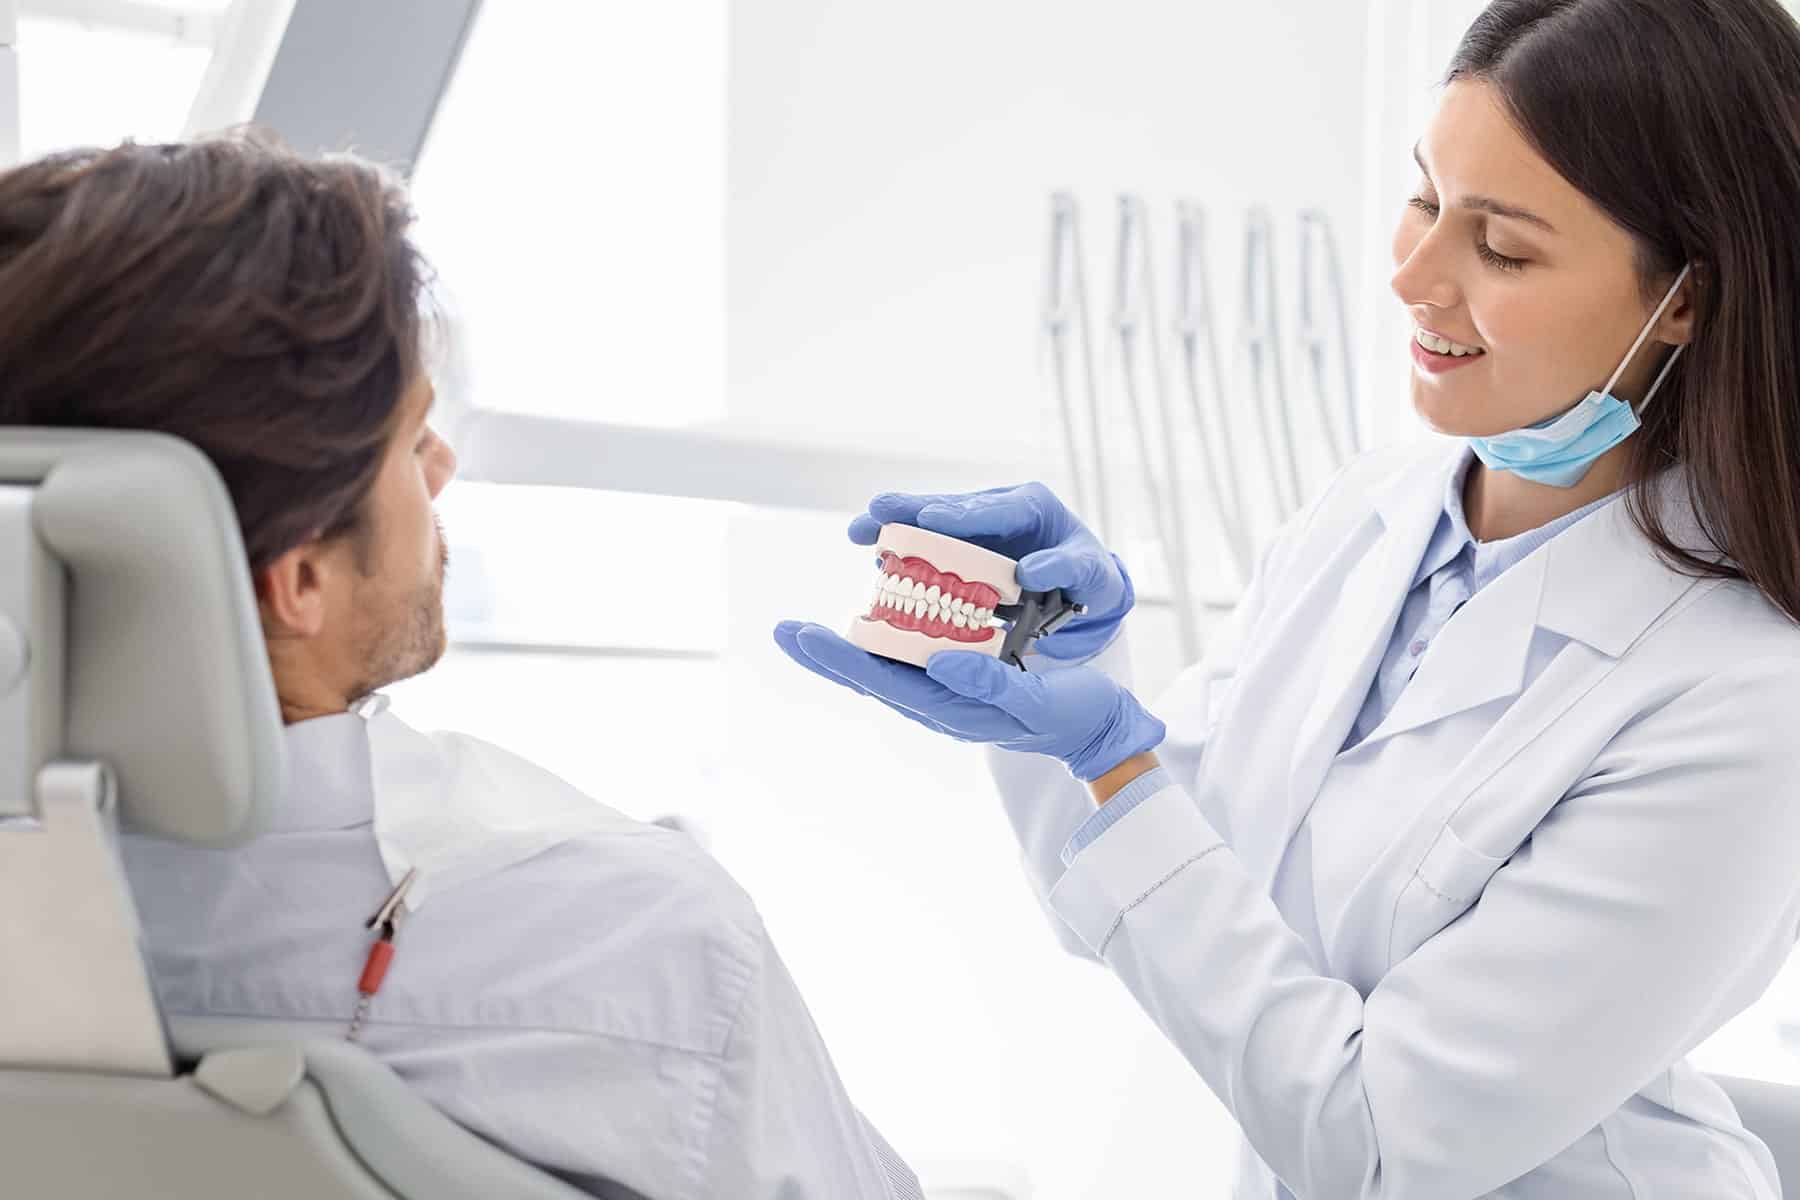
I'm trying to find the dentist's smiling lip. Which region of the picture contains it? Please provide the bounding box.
[1410,329,1487,374]
[1416,324,1484,350]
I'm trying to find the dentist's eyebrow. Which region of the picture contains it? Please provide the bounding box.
[1413,140,1558,235]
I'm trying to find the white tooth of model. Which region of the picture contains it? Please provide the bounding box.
[845,522,1025,670]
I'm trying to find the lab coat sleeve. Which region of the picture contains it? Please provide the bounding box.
[1046,654,1800,1200]
[982,624,1137,961]
[984,459,1347,962]
[698,916,923,1200]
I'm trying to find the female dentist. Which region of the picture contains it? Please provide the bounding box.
[775,1,1800,1196]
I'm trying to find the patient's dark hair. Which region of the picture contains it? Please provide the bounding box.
[1447,0,1800,623]
[0,125,437,572]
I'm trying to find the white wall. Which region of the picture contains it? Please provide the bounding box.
[730,0,1381,581]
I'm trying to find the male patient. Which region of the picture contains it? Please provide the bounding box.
[0,132,917,1199]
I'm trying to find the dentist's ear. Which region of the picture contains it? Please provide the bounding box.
[1658,262,1703,347]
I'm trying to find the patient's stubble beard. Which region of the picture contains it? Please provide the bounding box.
[351,519,450,698]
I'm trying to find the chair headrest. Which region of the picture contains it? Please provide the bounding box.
[0,429,284,846]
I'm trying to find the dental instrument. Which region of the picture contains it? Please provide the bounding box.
[1242,207,1306,521]
[1112,194,1200,662]
[1041,192,1109,538]
[1174,199,1254,589]
[1297,208,1362,466]
[1036,194,1355,613]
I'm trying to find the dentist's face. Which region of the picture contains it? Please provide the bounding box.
[1390,79,1679,436]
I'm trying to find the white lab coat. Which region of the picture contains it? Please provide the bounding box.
[988,436,1800,1199]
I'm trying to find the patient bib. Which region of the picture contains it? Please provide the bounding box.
[354,694,643,910]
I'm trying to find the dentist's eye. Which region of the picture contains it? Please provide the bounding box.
[1407,195,1527,273]
[1477,241,1527,272]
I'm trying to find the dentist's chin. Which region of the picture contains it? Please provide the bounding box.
[1410,384,1509,442]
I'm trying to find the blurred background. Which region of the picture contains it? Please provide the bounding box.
[18,0,1800,1195]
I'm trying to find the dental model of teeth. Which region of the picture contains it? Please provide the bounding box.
[847,522,1023,669]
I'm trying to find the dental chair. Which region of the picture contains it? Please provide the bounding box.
[0,429,605,1198]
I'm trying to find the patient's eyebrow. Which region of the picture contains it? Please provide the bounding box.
[1412,141,1558,234]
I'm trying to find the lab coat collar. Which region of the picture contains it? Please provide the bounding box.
[1282,446,1460,827]
[266,712,376,833]
[1271,441,1719,888]
[1537,460,1724,656]
[1365,442,1716,660]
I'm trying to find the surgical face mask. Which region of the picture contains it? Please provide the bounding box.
[1468,262,1692,488]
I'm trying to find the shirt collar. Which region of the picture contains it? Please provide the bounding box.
[1411,442,1625,590]
[266,712,375,833]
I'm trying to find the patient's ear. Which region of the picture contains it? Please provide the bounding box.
[255,539,336,638]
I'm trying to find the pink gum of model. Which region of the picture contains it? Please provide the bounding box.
[846,522,1023,669]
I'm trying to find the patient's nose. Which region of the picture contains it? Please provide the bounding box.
[428,429,457,496]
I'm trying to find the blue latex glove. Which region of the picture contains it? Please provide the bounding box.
[771,620,1165,781]
[847,482,1132,661]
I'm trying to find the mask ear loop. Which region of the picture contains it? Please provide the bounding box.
[1612,261,1692,415]
[1634,343,1685,418]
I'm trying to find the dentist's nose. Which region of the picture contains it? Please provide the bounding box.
[1390,257,1462,313]
[1390,223,1461,313]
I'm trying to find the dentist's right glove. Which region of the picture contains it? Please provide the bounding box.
[847,481,1133,662]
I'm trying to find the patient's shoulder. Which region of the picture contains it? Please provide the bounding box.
[512,825,763,967]
[399,824,767,1054]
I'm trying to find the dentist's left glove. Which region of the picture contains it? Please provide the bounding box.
[772,621,1165,781]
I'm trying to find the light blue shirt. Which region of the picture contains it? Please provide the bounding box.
[119,712,920,1200]
[1063,445,1623,864]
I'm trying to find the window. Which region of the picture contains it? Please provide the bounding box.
[15,1,234,159]
[432,481,732,654]
[407,0,726,428]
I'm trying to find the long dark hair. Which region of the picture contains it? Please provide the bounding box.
[0,125,436,571]
[1447,0,1800,623]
